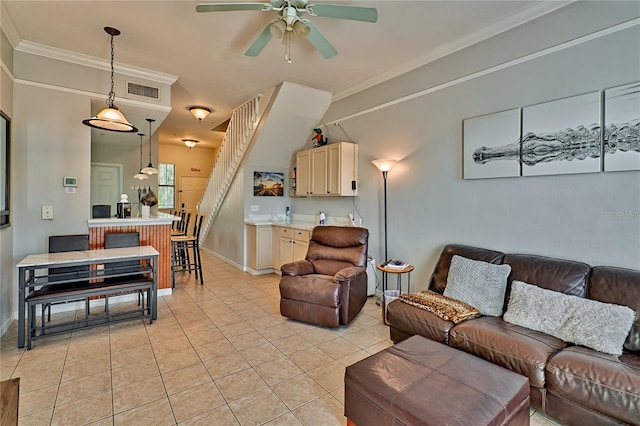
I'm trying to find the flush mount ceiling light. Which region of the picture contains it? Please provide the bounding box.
[141,118,158,175]
[189,106,211,122]
[182,139,199,149]
[82,27,138,133]
[134,133,149,180]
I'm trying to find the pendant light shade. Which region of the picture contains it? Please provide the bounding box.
[141,118,159,175]
[134,133,149,180]
[82,27,137,133]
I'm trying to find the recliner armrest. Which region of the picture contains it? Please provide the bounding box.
[281,260,315,276]
[334,266,366,283]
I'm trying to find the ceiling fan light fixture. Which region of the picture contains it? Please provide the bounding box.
[270,20,286,39]
[292,20,310,39]
[189,106,211,122]
[82,27,137,133]
[182,139,199,149]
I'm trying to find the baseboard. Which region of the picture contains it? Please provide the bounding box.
[202,247,245,271]
[0,315,14,337]
[245,267,276,276]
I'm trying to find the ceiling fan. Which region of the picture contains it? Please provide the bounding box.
[196,0,378,62]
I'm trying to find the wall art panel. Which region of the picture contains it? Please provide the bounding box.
[521,92,601,176]
[463,109,521,179]
[603,82,640,172]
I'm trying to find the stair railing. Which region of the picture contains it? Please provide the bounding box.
[197,95,261,244]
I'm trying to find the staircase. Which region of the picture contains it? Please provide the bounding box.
[197,95,262,245]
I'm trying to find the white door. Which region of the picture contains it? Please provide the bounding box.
[91,163,122,215]
[179,176,208,214]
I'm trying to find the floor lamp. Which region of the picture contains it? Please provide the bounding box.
[372,159,398,267]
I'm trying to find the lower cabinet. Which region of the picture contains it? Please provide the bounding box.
[247,224,273,271]
[275,226,310,270]
[247,224,311,273]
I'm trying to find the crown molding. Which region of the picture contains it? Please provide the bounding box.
[15,78,172,112]
[322,17,639,127]
[1,60,15,83]
[14,40,178,85]
[333,0,574,101]
[1,2,22,49]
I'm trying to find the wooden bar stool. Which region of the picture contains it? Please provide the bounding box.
[171,214,204,287]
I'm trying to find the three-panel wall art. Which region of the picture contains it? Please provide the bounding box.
[463,82,640,179]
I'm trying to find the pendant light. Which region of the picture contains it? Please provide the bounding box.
[82,27,138,133]
[134,133,149,180]
[141,118,158,175]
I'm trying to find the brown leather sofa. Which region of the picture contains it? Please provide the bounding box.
[386,244,640,426]
[279,226,369,328]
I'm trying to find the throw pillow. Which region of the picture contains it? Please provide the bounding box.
[399,290,480,324]
[443,255,511,316]
[504,280,636,355]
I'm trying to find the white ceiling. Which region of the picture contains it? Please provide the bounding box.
[3,1,569,148]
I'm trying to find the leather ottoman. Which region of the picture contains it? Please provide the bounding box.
[344,335,530,426]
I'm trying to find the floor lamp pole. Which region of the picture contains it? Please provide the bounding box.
[382,170,388,264]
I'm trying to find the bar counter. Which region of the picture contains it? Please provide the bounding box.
[88,212,179,290]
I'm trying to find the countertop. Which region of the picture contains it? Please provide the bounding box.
[88,212,180,227]
[244,220,317,230]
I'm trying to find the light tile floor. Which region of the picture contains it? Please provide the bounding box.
[0,250,563,425]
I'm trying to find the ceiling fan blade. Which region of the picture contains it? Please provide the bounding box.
[307,4,377,23]
[245,20,277,56]
[196,3,269,13]
[302,19,337,59]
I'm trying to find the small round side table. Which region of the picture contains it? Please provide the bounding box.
[376,263,414,294]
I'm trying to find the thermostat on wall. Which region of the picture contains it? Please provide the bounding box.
[63,176,78,187]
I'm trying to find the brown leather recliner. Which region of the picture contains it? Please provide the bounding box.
[279,226,369,328]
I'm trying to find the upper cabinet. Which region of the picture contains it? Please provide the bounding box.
[296,142,358,197]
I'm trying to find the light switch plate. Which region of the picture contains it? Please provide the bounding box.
[251,205,260,212]
[42,205,54,220]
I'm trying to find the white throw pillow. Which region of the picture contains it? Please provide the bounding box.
[443,255,511,316]
[504,280,636,355]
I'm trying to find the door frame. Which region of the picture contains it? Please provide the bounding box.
[90,162,123,212]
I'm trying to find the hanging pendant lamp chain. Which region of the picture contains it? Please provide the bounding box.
[139,134,144,170]
[106,30,116,108]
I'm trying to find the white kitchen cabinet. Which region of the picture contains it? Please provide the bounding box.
[295,142,358,196]
[296,150,311,197]
[246,224,273,271]
[275,226,310,269]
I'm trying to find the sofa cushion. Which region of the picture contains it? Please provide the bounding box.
[386,300,454,344]
[503,253,590,297]
[589,265,640,353]
[504,281,635,355]
[449,316,568,389]
[443,255,511,316]
[429,244,504,294]
[546,346,640,425]
[279,274,339,308]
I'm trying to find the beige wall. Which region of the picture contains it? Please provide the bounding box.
[158,143,218,211]
[0,30,14,335]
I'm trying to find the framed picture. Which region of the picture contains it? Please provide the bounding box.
[1,111,9,229]
[603,82,640,172]
[522,92,601,176]
[463,109,521,179]
[253,171,284,196]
